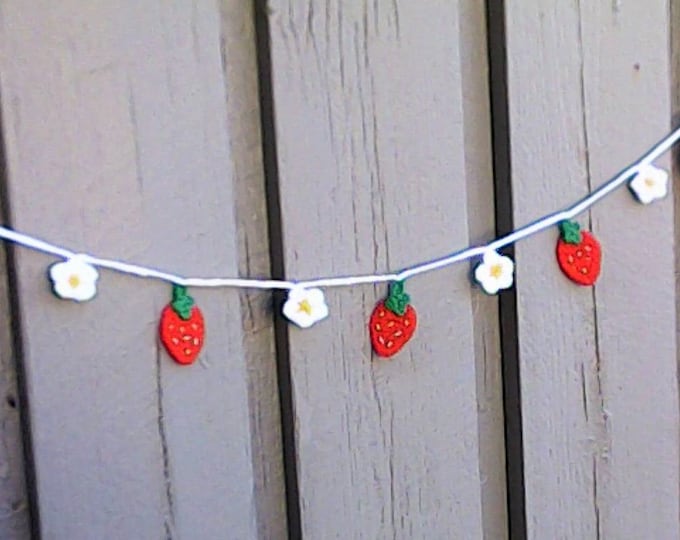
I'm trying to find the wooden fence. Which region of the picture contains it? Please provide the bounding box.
[0,1,678,538]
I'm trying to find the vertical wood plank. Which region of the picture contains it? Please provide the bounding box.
[0,205,30,538]
[265,2,495,537]
[673,10,680,518]
[459,1,508,538]
[218,2,288,538]
[0,2,275,537]
[506,1,679,538]
[581,4,678,537]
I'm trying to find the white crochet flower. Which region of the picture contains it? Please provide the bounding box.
[283,287,329,328]
[49,256,99,302]
[629,164,669,204]
[474,250,514,295]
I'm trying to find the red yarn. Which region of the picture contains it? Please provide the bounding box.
[369,300,417,358]
[159,304,205,365]
[556,231,601,286]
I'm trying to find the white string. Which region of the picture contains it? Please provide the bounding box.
[1,127,679,291]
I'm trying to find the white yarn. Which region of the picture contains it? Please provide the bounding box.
[2,127,679,291]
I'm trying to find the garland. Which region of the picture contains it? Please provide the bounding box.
[7,127,680,363]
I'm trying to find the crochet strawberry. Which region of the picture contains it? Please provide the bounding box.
[159,285,205,365]
[369,281,417,358]
[556,220,601,286]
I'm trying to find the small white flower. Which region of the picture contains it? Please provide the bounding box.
[629,164,669,204]
[49,256,99,302]
[474,250,514,295]
[283,287,329,328]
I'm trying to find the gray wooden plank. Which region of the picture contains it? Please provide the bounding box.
[506,1,679,538]
[580,3,678,537]
[505,4,599,536]
[459,1,508,538]
[266,2,488,537]
[218,1,288,538]
[0,212,30,538]
[0,2,266,538]
[673,13,680,524]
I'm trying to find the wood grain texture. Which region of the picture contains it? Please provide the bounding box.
[266,2,488,537]
[0,2,263,537]
[459,1,507,538]
[0,213,30,538]
[506,1,679,538]
[218,2,288,538]
[673,11,680,528]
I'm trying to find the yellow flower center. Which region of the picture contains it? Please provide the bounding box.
[297,299,312,315]
[68,274,81,289]
[489,264,503,279]
[644,177,655,188]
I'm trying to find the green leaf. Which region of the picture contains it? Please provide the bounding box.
[384,281,410,316]
[559,220,582,244]
[171,284,195,320]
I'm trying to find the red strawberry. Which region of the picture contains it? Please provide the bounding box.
[369,281,417,358]
[159,285,205,365]
[556,220,601,286]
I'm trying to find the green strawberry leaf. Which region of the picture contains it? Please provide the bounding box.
[559,220,582,244]
[171,284,195,320]
[384,281,410,316]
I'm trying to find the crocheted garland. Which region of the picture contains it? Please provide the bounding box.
[31,130,677,362]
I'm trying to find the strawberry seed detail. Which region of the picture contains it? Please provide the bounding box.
[369,281,417,358]
[556,220,602,286]
[159,284,205,365]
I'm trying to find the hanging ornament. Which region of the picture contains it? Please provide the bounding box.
[369,281,417,358]
[628,164,669,204]
[49,255,99,302]
[473,250,514,294]
[556,220,601,286]
[282,287,329,328]
[159,284,205,365]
